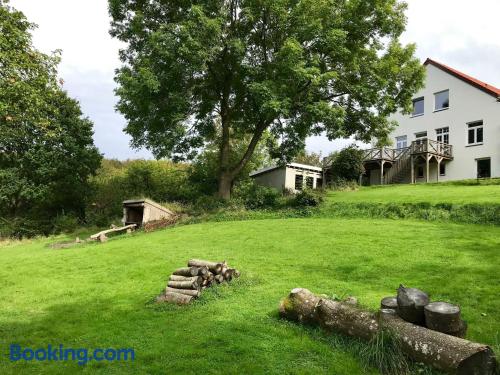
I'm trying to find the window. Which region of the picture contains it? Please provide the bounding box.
[412,97,424,116]
[295,174,303,190]
[306,176,314,189]
[468,121,483,145]
[439,163,446,176]
[417,166,424,178]
[434,90,449,111]
[477,158,491,178]
[436,127,449,144]
[396,135,407,149]
[415,131,427,145]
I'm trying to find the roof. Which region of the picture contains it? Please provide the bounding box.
[424,58,500,98]
[123,198,173,214]
[249,162,322,177]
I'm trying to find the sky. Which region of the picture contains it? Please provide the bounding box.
[8,0,500,160]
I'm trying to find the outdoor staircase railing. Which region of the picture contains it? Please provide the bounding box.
[384,146,411,184]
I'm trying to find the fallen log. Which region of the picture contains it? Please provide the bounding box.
[380,309,496,375]
[280,289,497,375]
[397,284,429,324]
[168,275,202,284]
[214,274,224,284]
[188,259,223,274]
[167,280,199,290]
[197,266,209,278]
[165,287,200,298]
[172,267,199,277]
[156,291,193,305]
[424,301,466,336]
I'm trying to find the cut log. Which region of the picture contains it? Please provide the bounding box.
[232,269,241,278]
[223,268,234,282]
[197,266,209,278]
[165,287,200,298]
[424,301,465,335]
[188,259,223,274]
[168,275,202,284]
[279,288,321,325]
[172,267,199,277]
[381,296,398,310]
[343,296,358,306]
[156,292,193,305]
[167,280,199,290]
[380,310,496,375]
[280,289,497,375]
[396,284,429,324]
[214,274,224,284]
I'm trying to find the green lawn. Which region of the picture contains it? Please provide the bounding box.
[327,180,500,205]
[1,218,499,374]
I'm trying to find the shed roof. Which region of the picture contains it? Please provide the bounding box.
[249,163,322,178]
[123,198,173,214]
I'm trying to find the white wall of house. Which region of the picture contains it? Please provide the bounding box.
[388,63,500,182]
[250,163,323,192]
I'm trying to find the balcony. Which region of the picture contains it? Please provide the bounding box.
[363,139,453,163]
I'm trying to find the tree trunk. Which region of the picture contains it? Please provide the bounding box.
[165,287,200,298]
[217,171,233,200]
[279,289,497,375]
[156,291,193,305]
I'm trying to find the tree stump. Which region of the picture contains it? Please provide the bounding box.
[381,296,398,310]
[396,284,429,324]
[424,301,466,336]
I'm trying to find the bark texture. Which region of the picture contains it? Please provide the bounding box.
[172,267,199,277]
[165,287,200,298]
[157,292,193,305]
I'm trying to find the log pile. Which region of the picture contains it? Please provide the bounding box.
[156,259,240,305]
[279,287,497,374]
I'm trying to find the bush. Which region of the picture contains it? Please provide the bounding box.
[232,180,281,209]
[293,189,324,207]
[328,145,365,182]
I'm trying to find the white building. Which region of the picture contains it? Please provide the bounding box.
[249,163,323,192]
[363,58,500,185]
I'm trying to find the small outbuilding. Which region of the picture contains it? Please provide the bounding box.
[122,199,175,228]
[249,163,323,192]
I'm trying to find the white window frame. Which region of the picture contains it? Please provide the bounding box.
[467,121,484,146]
[434,90,450,112]
[396,135,408,149]
[411,97,425,117]
[436,127,449,144]
[415,131,427,145]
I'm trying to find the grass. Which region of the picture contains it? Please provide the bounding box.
[1,218,499,374]
[326,179,500,205]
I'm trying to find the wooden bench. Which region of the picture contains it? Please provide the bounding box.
[90,224,137,242]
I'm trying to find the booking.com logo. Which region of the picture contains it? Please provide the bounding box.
[9,344,135,365]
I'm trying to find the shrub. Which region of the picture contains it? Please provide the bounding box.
[328,145,365,182]
[293,189,324,207]
[232,180,281,209]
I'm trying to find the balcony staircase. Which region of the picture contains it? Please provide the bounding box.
[384,147,411,184]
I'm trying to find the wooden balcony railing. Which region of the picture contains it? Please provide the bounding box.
[363,139,453,162]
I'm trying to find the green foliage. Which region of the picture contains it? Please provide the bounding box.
[293,189,324,207]
[293,150,324,167]
[86,159,193,226]
[109,0,425,196]
[0,3,102,237]
[329,145,365,182]
[232,180,281,209]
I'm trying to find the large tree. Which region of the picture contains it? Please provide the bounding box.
[109,0,425,198]
[0,2,102,229]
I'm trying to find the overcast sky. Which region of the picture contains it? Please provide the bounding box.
[9,0,500,160]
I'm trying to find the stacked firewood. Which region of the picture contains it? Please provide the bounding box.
[156,259,240,305]
[381,284,467,337]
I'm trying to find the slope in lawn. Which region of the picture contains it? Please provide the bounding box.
[0,218,499,374]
